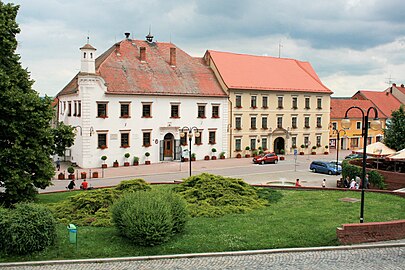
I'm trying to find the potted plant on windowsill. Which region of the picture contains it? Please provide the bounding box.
[113,160,119,167]
[300,144,305,155]
[67,166,75,180]
[324,145,329,155]
[311,146,317,155]
[191,153,196,161]
[280,149,285,160]
[133,156,139,166]
[124,153,130,166]
[145,152,151,165]
[245,146,251,158]
[211,148,217,160]
[220,152,225,159]
[101,155,107,168]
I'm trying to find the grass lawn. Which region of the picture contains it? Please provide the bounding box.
[1,187,405,262]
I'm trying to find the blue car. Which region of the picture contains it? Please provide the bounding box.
[310,161,342,175]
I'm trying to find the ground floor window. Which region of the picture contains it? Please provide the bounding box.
[121,133,129,147]
[250,138,256,150]
[235,138,241,151]
[350,138,359,148]
[209,131,216,144]
[143,132,151,147]
[98,133,107,148]
[261,137,267,150]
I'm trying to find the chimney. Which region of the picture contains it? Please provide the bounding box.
[140,47,146,62]
[401,84,404,88]
[392,83,396,87]
[170,47,176,66]
[124,32,130,39]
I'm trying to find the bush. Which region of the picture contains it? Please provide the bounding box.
[0,204,56,255]
[115,179,151,193]
[67,166,74,174]
[112,190,187,246]
[175,173,267,217]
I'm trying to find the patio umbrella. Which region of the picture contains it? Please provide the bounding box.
[353,142,396,157]
[386,149,405,161]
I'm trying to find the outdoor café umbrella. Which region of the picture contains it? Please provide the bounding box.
[386,149,405,161]
[354,142,396,169]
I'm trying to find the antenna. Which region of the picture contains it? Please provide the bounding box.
[87,31,90,44]
[278,41,283,58]
[385,74,395,85]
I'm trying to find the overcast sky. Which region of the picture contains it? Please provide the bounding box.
[8,0,405,97]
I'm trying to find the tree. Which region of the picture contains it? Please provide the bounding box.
[0,2,55,206]
[52,122,76,156]
[383,105,405,151]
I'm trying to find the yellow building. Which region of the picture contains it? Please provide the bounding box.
[329,99,386,150]
[205,50,333,157]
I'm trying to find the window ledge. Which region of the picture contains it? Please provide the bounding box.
[142,116,152,118]
[121,145,130,148]
[97,116,108,119]
[170,116,180,119]
[120,115,131,118]
[143,144,151,147]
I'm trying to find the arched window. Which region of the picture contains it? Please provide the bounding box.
[90,53,93,59]
[83,52,86,58]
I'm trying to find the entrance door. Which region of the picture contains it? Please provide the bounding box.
[273,137,285,154]
[164,133,174,158]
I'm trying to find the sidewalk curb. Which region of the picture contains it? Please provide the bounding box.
[1,242,404,267]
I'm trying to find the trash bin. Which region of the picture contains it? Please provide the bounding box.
[67,224,77,244]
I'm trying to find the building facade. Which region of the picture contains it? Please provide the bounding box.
[205,50,332,157]
[56,35,228,168]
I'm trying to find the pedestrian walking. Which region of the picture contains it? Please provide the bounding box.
[322,179,326,188]
[56,158,61,171]
[295,179,302,187]
[67,179,75,191]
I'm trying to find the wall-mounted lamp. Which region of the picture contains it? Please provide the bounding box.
[74,125,82,136]
[89,127,95,136]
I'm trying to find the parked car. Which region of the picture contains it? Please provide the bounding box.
[310,161,341,175]
[253,152,279,164]
[344,153,369,160]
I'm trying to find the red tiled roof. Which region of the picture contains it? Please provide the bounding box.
[352,90,402,118]
[330,98,386,119]
[206,50,332,94]
[394,84,405,95]
[58,40,226,97]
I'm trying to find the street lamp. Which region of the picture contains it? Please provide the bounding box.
[341,106,381,223]
[331,129,346,173]
[180,126,200,177]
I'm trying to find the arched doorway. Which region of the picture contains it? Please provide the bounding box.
[163,133,174,159]
[274,137,285,154]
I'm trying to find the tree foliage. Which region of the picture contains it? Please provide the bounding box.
[0,3,54,206]
[384,105,405,151]
[52,122,75,156]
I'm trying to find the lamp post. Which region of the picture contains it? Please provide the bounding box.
[332,129,346,173]
[180,126,200,177]
[341,106,381,223]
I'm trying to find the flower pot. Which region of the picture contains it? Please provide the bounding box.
[211,156,217,160]
[145,160,151,165]
[102,164,107,168]
[80,172,87,179]
[236,154,242,158]
[113,162,119,167]
[204,156,210,160]
[124,162,130,166]
[92,171,99,178]
[311,152,316,155]
[58,173,65,180]
[133,161,139,166]
[68,174,75,180]
[280,156,285,160]
[299,152,304,155]
[220,156,225,159]
[324,152,329,155]
[191,157,196,161]
[245,154,251,158]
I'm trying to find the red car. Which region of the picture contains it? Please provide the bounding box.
[253,152,279,164]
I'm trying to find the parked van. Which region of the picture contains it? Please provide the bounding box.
[310,161,341,175]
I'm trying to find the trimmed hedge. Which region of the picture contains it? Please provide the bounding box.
[175,173,269,217]
[342,160,385,189]
[112,189,188,246]
[0,204,56,255]
[51,179,150,227]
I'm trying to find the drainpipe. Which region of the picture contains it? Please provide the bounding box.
[228,96,233,158]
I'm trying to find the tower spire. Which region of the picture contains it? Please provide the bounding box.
[146,25,154,43]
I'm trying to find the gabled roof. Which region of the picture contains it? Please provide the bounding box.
[206,50,332,94]
[352,90,402,118]
[58,39,226,98]
[330,98,385,119]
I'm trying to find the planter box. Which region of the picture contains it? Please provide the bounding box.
[191,157,196,161]
[211,156,217,160]
[311,152,316,155]
[102,164,107,168]
[92,171,99,178]
[81,172,87,179]
[236,154,242,158]
[68,174,75,180]
[145,160,151,165]
[113,163,119,167]
[124,162,130,166]
[245,154,251,158]
[220,156,225,159]
[133,161,139,166]
[324,152,329,155]
[280,156,285,160]
[58,173,65,180]
[204,156,210,160]
[299,152,305,155]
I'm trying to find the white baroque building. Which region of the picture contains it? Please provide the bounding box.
[56,34,228,168]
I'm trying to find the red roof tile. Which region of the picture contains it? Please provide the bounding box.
[352,90,402,118]
[59,40,226,97]
[330,98,385,119]
[206,50,332,94]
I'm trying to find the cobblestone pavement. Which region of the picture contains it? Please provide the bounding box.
[3,245,404,270]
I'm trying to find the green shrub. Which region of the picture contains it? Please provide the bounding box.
[342,160,385,189]
[175,173,267,217]
[67,166,74,174]
[115,178,151,193]
[112,190,187,246]
[0,207,10,251]
[1,204,56,255]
